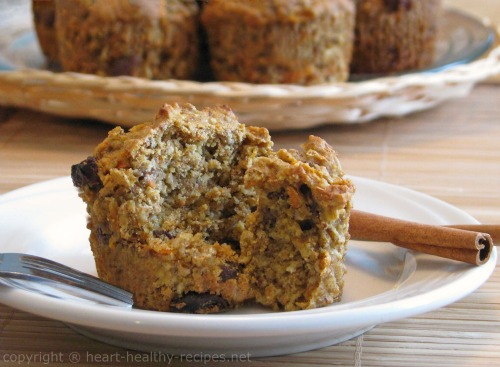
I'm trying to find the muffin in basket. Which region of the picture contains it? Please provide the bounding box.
[54,0,200,79]
[32,0,59,63]
[71,103,354,313]
[201,0,356,84]
[351,0,442,74]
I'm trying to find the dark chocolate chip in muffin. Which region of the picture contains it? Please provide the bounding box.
[152,229,175,240]
[71,156,102,192]
[170,292,230,313]
[383,0,413,12]
[220,264,239,281]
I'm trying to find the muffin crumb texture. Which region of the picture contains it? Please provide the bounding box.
[72,103,354,313]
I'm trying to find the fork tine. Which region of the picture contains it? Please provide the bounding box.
[21,255,125,293]
[23,254,134,305]
[22,259,117,298]
[21,255,123,295]
[2,253,133,305]
[0,253,26,273]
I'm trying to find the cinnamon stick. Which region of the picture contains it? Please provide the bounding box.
[349,210,493,266]
[445,224,500,245]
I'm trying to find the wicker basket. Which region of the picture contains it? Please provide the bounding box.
[1,1,500,130]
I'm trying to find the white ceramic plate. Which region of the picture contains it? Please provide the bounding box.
[0,177,496,357]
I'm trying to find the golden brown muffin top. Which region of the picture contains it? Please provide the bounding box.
[69,0,198,20]
[202,0,354,25]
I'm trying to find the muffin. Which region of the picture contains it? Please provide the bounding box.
[54,0,200,79]
[201,0,356,84]
[351,0,442,74]
[32,0,59,63]
[241,137,353,311]
[71,103,354,313]
[71,104,272,312]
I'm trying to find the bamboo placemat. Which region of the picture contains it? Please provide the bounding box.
[1,268,498,366]
[1,1,500,362]
[1,83,500,366]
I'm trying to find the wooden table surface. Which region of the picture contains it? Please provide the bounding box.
[1,1,500,366]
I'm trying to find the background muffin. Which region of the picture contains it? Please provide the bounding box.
[351,0,442,74]
[32,0,58,63]
[201,0,355,85]
[55,0,200,79]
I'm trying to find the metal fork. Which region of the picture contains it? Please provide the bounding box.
[0,253,133,308]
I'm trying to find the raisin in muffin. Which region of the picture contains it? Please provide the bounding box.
[351,0,442,74]
[201,0,355,84]
[72,103,354,313]
[55,0,200,79]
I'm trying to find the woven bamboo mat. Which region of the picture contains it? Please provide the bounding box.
[1,83,500,366]
[1,2,500,364]
[1,264,498,367]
